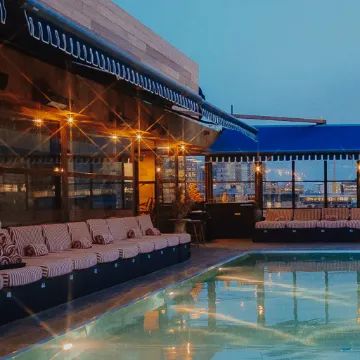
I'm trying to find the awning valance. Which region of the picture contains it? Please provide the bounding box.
[18,0,257,138]
[209,125,360,161]
[0,0,6,24]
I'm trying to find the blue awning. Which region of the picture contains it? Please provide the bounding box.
[209,125,360,161]
[0,0,6,24]
[18,0,257,138]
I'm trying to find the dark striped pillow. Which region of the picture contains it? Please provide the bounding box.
[24,244,49,257]
[72,237,92,249]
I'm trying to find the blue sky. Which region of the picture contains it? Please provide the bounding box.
[116,0,360,124]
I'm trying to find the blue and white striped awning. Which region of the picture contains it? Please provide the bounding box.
[20,0,257,138]
[0,0,6,25]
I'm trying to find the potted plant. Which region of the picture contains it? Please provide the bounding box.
[171,187,194,233]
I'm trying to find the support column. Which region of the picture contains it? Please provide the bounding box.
[205,156,213,203]
[357,160,360,208]
[60,122,69,222]
[292,160,296,209]
[255,162,263,209]
[324,160,328,208]
[131,140,139,216]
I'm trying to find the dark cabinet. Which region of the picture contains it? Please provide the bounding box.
[206,202,256,239]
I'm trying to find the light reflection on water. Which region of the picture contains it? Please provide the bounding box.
[12,254,360,360]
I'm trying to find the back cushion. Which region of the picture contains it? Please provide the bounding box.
[0,229,22,265]
[42,224,72,252]
[106,218,127,240]
[67,222,92,243]
[137,215,154,235]
[322,208,349,221]
[350,208,360,220]
[265,209,293,221]
[10,225,46,256]
[293,209,321,221]
[86,219,112,239]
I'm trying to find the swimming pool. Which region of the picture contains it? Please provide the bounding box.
[10,252,360,359]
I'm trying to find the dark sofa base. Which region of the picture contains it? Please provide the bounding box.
[253,228,360,242]
[0,245,190,326]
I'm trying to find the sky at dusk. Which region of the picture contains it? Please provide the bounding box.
[116,0,360,124]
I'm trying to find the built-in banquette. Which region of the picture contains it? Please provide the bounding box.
[0,215,191,325]
[254,208,360,242]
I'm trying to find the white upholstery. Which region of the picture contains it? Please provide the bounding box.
[255,221,288,229]
[287,220,318,229]
[48,251,97,270]
[347,220,360,229]
[24,257,73,278]
[106,218,128,240]
[317,220,348,229]
[0,266,43,287]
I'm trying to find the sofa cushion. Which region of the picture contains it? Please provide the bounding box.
[347,220,360,229]
[255,221,288,229]
[71,245,119,264]
[293,209,321,221]
[111,241,139,259]
[25,257,73,278]
[72,237,93,249]
[287,220,318,229]
[93,234,113,245]
[67,222,92,244]
[0,266,43,287]
[265,209,293,221]
[42,224,72,252]
[350,209,360,220]
[115,239,154,254]
[321,208,349,221]
[48,251,97,270]
[317,220,348,229]
[86,219,112,241]
[24,244,49,257]
[10,225,46,256]
[137,215,154,235]
[106,218,127,241]
[0,229,22,267]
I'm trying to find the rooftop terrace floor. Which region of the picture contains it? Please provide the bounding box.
[2,238,360,357]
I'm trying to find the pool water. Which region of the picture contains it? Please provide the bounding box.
[11,253,360,359]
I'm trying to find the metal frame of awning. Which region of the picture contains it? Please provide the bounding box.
[12,0,257,138]
[0,0,6,24]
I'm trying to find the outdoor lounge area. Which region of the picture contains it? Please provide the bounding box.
[2,0,360,358]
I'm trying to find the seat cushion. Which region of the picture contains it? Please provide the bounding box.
[350,209,360,220]
[321,208,349,221]
[24,256,73,278]
[255,221,288,229]
[317,220,348,229]
[42,224,72,252]
[287,220,318,229]
[164,233,191,244]
[265,209,293,221]
[86,219,113,241]
[72,245,119,264]
[10,225,46,256]
[115,239,154,254]
[347,220,360,229]
[137,236,168,250]
[111,242,139,259]
[0,275,3,290]
[0,266,43,287]
[48,251,97,270]
[293,209,321,221]
[160,234,180,247]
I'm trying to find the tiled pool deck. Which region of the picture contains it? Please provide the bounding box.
[1,238,360,357]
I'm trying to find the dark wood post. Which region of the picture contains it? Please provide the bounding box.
[255,162,263,209]
[205,156,213,203]
[292,160,296,209]
[357,160,360,208]
[60,121,69,222]
[131,140,139,216]
[324,160,328,208]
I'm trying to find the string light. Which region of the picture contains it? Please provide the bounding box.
[156,167,161,173]
[33,118,43,127]
[136,133,142,141]
[179,144,186,152]
[110,134,118,142]
[67,116,74,125]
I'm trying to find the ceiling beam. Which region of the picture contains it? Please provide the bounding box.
[232,114,326,124]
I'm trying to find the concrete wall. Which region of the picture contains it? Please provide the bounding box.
[39,0,199,91]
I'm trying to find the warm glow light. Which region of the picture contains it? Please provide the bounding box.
[257,305,264,316]
[33,118,43,127]
[62,343,73,351]
[67,116,74,125]
[255,165,262,173]
[54,167,64,173]
[110,134,118,142]
[179,144,186,152]
[136,133,142,141]
[156,167,161,173]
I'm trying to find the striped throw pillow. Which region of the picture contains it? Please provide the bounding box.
[127,229,136,239]
[145,228,161,236]
[94,234,114,245]
[24,244,49,257]
[72,237,93,249]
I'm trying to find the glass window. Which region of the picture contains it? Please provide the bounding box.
[264,161,292,182]
[327,160,356,181]
[263,181,293,208]
[295,182,324,208]
[213,162,255,203]
[296,160,324,181]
